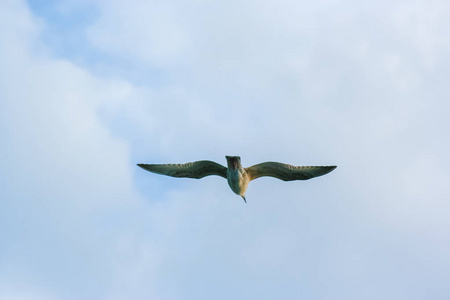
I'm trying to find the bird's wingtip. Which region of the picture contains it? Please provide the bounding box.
[328,165,337,173]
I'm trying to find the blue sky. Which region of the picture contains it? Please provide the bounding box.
[1,0,450,299]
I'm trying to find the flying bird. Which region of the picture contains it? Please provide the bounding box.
[137,156,336,203]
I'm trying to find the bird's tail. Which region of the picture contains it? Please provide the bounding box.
[242,196,247,203]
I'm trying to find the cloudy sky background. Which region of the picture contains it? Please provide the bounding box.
[1,0,450,299]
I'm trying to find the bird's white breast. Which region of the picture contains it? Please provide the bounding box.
[227,168,248,196]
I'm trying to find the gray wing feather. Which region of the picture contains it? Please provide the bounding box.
[137,160,227,179]
[246,162,336,181]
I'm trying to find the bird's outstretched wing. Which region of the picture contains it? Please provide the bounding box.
[137,160,227,179]
[246,162,336,181]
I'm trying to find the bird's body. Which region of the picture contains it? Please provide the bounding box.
[138,156,336,202]
[226,156,250,201]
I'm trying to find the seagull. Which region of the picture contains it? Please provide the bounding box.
[137,156,336,203]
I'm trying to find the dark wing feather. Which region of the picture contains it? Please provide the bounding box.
[246,162,336,181]
[137,160,227,179]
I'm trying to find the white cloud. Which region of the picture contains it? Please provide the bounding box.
[87,0,190,66]
[390,1,450,69]
[0,1,156,299]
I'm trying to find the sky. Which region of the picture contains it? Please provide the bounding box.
[1,0,450,299]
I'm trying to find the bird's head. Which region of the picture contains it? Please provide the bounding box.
[225,156,241,169]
